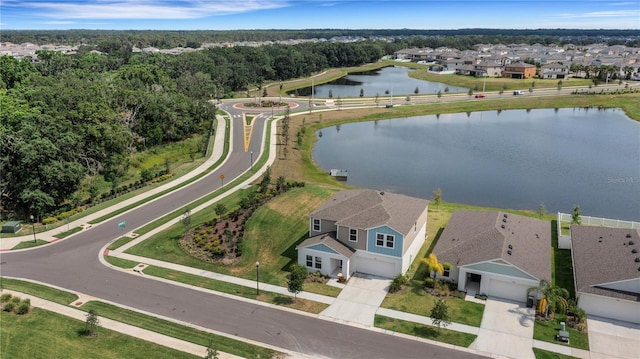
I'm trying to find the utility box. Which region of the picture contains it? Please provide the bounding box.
[2,221,22,234]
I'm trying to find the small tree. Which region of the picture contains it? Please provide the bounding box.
[414,86,419,94]
[433,188,442,209]
[214,203,227,218]
[421,253,444,287]
[259,166,271,193]
[288,264,307,301]
[204,337,219,359]
[572,205,582,224]
[181,208,192,228]
[359,88,364,97]
[468,88,473,96]
[85,309,99,336]
[328,89,333,99]
[437,90,442,99]
[430,299,451,332]
[537,203,547,219]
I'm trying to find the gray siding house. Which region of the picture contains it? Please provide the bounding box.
[433,210,551,302]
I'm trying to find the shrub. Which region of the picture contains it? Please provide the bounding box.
[15,302,30,315]
[11,296,21,304]
[389,273,409,293]
[425,277,434,288]
[43,217,57,225]
[3,302,15,312]
[0,293,12,303]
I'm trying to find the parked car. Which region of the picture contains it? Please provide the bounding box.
[475,94,486,98]
[513,90,524,95]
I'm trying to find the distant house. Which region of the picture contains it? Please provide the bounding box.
[296,189,428,279]
[502,61,537,79]
[433,210,551,302]
[570,226,640,324]
[541,63,569,79]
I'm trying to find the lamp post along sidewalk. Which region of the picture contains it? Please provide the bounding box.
[255,261,260,295]
[30,215,37,243]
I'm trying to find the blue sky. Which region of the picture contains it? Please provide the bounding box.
[2,1,639,30]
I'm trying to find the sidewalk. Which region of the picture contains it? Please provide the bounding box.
[0,116,228,251]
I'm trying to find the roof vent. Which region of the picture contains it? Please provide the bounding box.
[635,258,640,262]
[626,234,632,238]
[535,234,539,239]
[632,249,638,254]
[508,244,513,249]
[503,214,508,218]
[507,250,512,255]
[380,191,384,195]
[598,239,602,243]
[629,240,635,245]
[501,224,505,229]
[502,218,507,223]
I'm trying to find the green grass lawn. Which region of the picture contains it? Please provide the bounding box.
[532,348,577,359]
[107,236,135,250]
[79,301,277,359]
[374,315,477,347]
[126,184,341,297]
[142,266,329,313]
[1,308,200,359]
[533,314,589,350]
[10,239,49,250]
[381,281,485,327]
[0,277,78,305]
[55,226,83,239]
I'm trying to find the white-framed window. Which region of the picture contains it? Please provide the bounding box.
[443,267,450,277]
[349,228,358,242]
[312,218,321,232]
[306,255,313,267]
[315,256,322,269]
[376,233,395,249]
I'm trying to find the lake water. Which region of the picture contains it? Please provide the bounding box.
[313,108,640,221]
[293,66,468,98]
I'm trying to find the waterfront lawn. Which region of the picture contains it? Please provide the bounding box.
[374,315,477,347]
[1,308,200,359]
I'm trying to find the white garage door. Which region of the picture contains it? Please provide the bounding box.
[488,279,529,302]
[357,257,397,278]
[580,293,640,324]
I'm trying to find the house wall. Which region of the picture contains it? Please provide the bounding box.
[579,292,640,324]
[309,217,337,236]
[298,247,352,279]
[402,206,428,254]
[401,220,427,274]
[336,225,366,250]
[367,225,403,257]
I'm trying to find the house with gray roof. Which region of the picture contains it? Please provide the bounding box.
[433,210,551,302]
[296,189,428,279]
[570,225,640,324]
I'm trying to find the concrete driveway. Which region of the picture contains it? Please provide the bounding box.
[471,298,535,359]
[588,316,640,359]
[320,273,390,326]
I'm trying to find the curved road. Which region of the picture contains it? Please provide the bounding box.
[1,102,484,358]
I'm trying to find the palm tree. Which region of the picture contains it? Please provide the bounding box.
[527,279,569,318]
[422,253,444,287]
[622,65,634,80]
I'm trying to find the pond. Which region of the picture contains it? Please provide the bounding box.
[313,108,640,221]
[292,66,468,98]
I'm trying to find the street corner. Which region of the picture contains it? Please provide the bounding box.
[133,263,149,274]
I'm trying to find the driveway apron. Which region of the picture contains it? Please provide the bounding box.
[472,298,535,359]
[588,316,640,359]
[320,273,390,326]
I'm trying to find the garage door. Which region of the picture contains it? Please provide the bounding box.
[488,279,529,302]
[356,257,397,278]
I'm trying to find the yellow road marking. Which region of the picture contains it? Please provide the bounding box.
[243,113,254,152]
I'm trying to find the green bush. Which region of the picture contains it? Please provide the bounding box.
[11,296,21,304]
[389,273,409,293]
[0,293,12,303]
[15,302,30,315]
[3,302,15,312]
[43,217,58,225]
[425,277,435,288]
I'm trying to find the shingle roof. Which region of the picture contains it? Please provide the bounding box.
[296,232,355,258]
[310,189,428,235]
[570,225,640,301]
[433,210,551,281]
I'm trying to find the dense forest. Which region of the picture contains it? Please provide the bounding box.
[2,29,639,49]
[0,40,385,218]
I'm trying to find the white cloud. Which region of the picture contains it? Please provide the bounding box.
[555,9,640,19]
[23,0,290,20]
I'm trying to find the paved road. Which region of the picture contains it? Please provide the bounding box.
[0,103,484,359]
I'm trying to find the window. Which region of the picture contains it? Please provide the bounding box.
[306,255,313,267]
[315,256,322,269]
[443,267,450,277]
[376,233,384,247]
[376,233,395,249]
[349,228,358,242]
[312,218,320,232]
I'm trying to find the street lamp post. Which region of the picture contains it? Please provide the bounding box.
[250,151,254,169]
[255,261,260,295]
[30,214,36,243]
